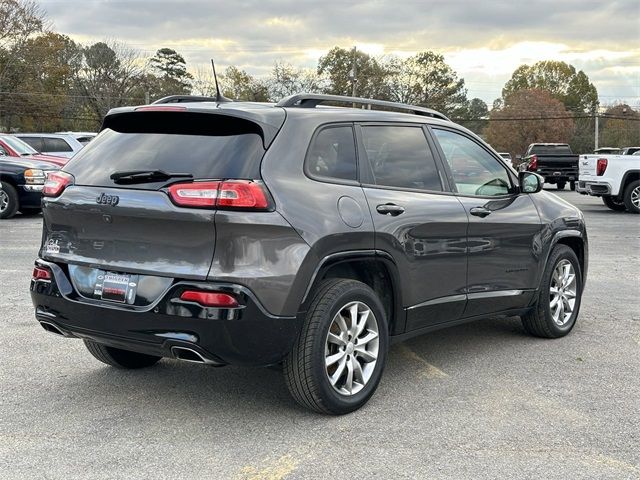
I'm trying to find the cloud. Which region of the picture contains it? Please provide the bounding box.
[40,0,640,106]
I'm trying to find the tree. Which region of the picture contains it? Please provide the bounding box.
[502,61,598,113]
[0,0,47,50]
[75,41,145,127]
[485,89,575,160]
[385,52,468,116]
[4,32,81,131]
[318,46,388,99]
[146,47,193,99]
[266,61,323,101]
[457,97,488,135]
[219,66,268,101]
[600,104,640,148]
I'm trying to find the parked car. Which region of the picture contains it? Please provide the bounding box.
[31,93,588,414]
[619,146,640,156]
[55,131,97,146]
[593,147,621,155]
[14,133,84,159]
[498,152,514,169]
[0,156,58,219]
[578,151,640,213]
[0,135,67,167]
[519,143,579,190]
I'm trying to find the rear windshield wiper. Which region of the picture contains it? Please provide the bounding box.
[110,170,193,185]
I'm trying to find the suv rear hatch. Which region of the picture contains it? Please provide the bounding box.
[40,108,283,285]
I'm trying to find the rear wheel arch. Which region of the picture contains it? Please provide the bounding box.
[302,253,404,335]
[619,170,640,194]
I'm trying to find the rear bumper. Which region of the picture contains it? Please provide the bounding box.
[582,181,612,196]
[539,172,577,183]
[30,259,299,366]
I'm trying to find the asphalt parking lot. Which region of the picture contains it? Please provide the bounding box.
[1,190,639,480]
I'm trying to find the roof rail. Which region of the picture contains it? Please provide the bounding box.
[276,93,450,121]
[152,95,228,104]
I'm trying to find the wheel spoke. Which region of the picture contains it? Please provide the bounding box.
[329,356,347,386]
[327,332,346,346]
[550,294,560,308]
[344,356,354,393]
[354,346,377,363]
[325,350,345,367]
[335,314,349,337]
[564,289,576,299]
[351,357,364,383]
[358,330,378,346]
[355,309,370,337]
[348,303,359,336]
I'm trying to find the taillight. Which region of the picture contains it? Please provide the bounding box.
[180,290,239,308]
[32,266,52,280]
[167,180,270,210]
[168,181,219,207]
[43,171,74,197]
[596,158,608,176]
[529,155,538,171]
[217,180,269,209]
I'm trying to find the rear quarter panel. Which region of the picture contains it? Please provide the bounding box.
[259,113,376,316]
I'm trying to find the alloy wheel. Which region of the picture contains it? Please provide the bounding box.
[0,189,8,213]
[631,186,640,209]
[324,301,379,396]
[549,259,577,326]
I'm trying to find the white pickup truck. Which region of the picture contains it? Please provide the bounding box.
[578,150,640,213]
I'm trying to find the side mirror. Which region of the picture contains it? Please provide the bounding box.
[519,171,543,194]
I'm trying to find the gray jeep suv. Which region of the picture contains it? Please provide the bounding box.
[31,93,588,414]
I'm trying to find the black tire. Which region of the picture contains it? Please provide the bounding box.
[84,339,161,369]
[602,195,626,212]
[522,244,582,338]
[622,179,640,214]
[283,279,389,415]
[556,182,566,190]
[0,181,19,219]
[569,181,576,191]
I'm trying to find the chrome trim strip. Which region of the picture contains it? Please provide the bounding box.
[407,289,527,310]
[407,294,467,310]
[467,290,524,300]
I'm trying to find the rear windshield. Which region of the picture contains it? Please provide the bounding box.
[2,135,39,155]
[64,112,266,189]
[529,144,572,155]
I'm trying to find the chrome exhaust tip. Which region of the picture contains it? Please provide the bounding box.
[39,321,66,336]
[170,346,221,365]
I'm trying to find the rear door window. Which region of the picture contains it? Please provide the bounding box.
[19,137,44,152]
[64,112,266,189]
[361,125,443,191]
[43,138,73,152]
[305,125,357,181]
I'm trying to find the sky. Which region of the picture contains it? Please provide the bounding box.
[41,0,640,108]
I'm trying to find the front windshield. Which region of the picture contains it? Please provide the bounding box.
[1,136,38,155]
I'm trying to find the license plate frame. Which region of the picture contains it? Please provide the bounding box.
[94,270,138,304]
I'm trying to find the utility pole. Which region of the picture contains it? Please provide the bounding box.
[594,113,599,150]
[349,46,357,105]
[145,90,150,105]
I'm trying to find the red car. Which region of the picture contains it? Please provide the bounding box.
[0,135,68,167]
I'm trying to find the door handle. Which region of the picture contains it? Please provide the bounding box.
[469,206,492,218]
[376,203,405,216]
